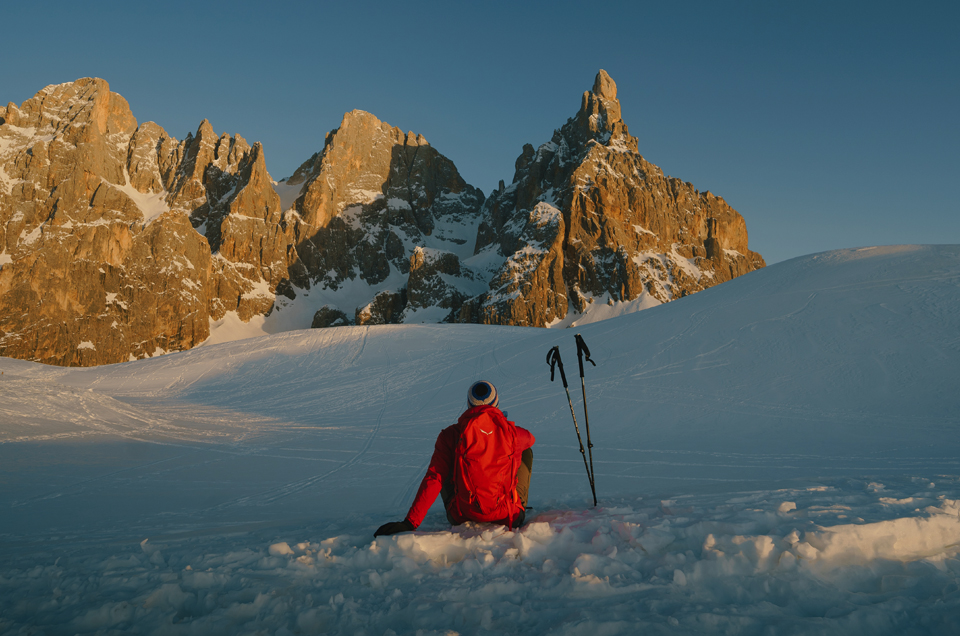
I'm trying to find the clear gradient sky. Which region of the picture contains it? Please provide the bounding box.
[3,1,957,264]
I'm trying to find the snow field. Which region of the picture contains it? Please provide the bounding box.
[1,244,959,634]
[3,482,959,635]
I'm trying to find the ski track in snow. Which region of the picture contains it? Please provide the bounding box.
[220,376,391,509]
[1,245,960,634]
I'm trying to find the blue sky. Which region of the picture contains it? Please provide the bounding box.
[3,1,957,263]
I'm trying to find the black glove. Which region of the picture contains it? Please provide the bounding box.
[374,519,415,537]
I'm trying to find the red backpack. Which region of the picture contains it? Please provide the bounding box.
[452,406,521,524]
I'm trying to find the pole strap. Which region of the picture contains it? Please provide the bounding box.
[546,346,568,388]
[575,333,595,378]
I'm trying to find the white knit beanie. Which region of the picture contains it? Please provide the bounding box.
[467,381,499,408]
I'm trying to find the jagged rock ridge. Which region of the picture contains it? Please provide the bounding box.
[1,79,208,365]
[464,70,766,327]
[276,109,486,325]
[0,73,764,367]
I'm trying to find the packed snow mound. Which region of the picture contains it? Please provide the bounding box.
[5,489,959,635]
[1,244,959,634]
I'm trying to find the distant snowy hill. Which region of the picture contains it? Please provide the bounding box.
[1,245,958,634]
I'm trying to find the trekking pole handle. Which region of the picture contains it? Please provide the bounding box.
[546,346,569,388]
[574,333,596,378]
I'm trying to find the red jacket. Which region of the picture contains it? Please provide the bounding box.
[404,405,535,528]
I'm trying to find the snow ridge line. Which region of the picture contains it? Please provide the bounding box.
[348,325,370,367]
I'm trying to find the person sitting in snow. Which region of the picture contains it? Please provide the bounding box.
[374,381,535,537]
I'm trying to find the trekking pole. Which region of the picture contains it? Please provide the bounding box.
[547,346,597,506]
[574,334,597,500]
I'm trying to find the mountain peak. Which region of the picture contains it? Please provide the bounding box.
[470,68,765,328]
[574,70,622,138]
[592,69,617,101]
[6,77,136,137]
[342,109,379,126]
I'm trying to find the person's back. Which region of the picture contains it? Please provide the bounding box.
[374,381,535,537]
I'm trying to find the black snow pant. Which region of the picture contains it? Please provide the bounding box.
[441,448,533,528]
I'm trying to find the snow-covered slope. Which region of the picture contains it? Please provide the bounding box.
[1,245,959,634]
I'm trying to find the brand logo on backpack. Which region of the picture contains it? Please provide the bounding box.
[452,407,520,522]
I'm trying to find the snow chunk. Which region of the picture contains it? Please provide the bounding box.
[802,503,960,565]
[268,542,295,556]
[529,201,562,228]
[387,197,412,211]
[241,277,275,300]
[632,224,656,237]
[346,188,384,205]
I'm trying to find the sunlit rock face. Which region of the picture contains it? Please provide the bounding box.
[0,79,206,365]
[0,72,763,366]
[466,69,765,327]
[0,79,291,365]
[278,109,486,326]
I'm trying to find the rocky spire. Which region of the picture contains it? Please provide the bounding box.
[280,108,484,310]
[593,69,618,101]
[573,69,625,142]
[465,69,765,327]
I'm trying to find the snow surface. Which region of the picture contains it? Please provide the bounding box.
[548,290,663,329]
[202,206,487,345]
[0,164,15,197]
[272,180,305,213]
[21,225,42,245]
[2,244,960,634]
[107,170,171,223]
[427,215,483,262]
[204,266,412,345]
